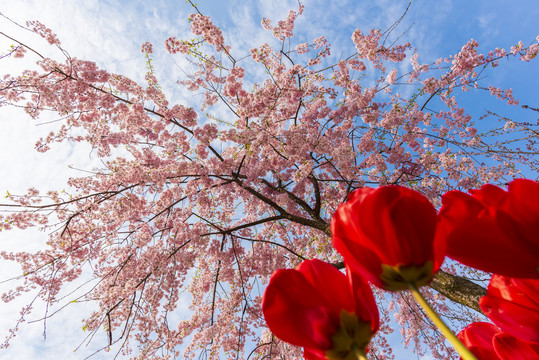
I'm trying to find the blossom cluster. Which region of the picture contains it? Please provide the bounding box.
[164,36,190,54]
[189,13,225,50]
[26,20,61,46]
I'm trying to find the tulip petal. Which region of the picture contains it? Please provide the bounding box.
[303,348,327,360]
[439,184,539,278]
[262,269,336,349]
[481,296,539,344]
[480,276,539,344]
[457,322,500,360]
[296,259,355,313]
[332,227,385,288]
[505,179,539,223]
[487,275,539,311]
[359,187,436,266]
[493,332,539,360]
[469,184,507,207]
[347,265,379,331]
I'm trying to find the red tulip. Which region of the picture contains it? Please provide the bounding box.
[457,322,539,360]
[457,322,500,359]
[331,186,444,290]
[262,259,379,359]
[438,179,539,278]
[480,275,539,344]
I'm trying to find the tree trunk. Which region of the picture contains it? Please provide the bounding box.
[429,269,486,314]
[334,262,486,313]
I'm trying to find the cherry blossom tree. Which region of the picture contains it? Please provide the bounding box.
[0,1,538,359]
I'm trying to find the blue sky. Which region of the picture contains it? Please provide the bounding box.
[0,0,538,359]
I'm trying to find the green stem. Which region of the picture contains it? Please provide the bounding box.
[408,283,478,360]
[351,343,368,360]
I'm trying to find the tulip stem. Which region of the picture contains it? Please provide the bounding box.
[351,343,368,360]
[408,283,478,360]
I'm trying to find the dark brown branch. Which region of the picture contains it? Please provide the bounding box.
[309,174,322,217]
[233,234,306,261]
[260,178,324,222]
[231,176,331,235]
[204,215,286,236]
[0,184,137,209]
